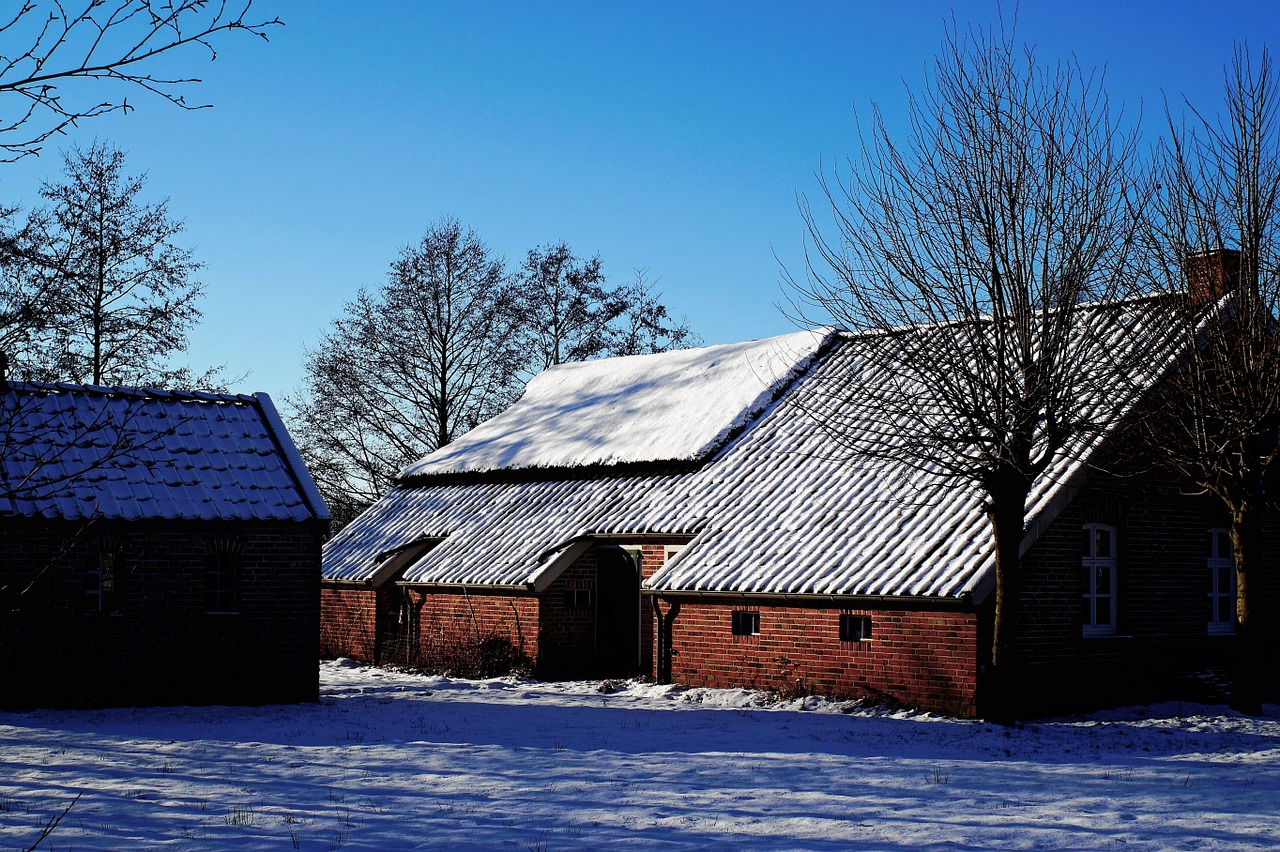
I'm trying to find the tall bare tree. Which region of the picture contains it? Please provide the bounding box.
[516,244,696,374]
[1139,45,1280,714]
[8,141,212,388]
[0,1,280,161]
[293,227,698,527]
[289,218,523,525]
[609,268,700,360]
[785,21,1144,718]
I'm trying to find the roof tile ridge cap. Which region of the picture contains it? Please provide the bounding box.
[397,458,699,487]
[841,292,1169,342]
[13,381,257,404]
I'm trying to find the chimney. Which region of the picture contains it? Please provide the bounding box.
[1184,248,1242,306]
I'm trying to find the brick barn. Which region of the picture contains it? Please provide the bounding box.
[0,383,329,709]
[321,300,1273,717]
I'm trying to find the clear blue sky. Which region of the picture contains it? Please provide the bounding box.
[0,1,1275,401]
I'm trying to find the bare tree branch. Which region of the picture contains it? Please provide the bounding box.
[1138,43,1280,714]
[0,1,281,161]
[783,17,1147,720]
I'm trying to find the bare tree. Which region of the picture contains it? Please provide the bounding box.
[0,201,56,360]
[293,228,699,527]
[516,242,615,372]
[517,243,696,374]
[785,21,1144,719]
[610,268,700,359]
[0,1,280,161]
[289,218,522,525]
[1139,45,1280,714]
[7,141,215,388]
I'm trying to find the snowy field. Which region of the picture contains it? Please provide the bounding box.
[2,661,1278,851]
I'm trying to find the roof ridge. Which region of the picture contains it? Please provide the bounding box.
[834,291,1171,343]
[2,380,258,404]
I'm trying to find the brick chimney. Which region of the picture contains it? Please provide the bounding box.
[1184,248,1242,306]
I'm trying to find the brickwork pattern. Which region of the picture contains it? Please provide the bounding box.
[1,518,324,708]
[1016,469,1280,712]
[661,601,978,717]
[320,586,378,661]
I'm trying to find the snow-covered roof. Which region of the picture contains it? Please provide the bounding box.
[400,329,835,478]
[325,301,1175,600]
[0,383,329,522]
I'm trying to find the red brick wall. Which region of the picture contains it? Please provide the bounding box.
[537,540,685,678]
[320,540,687,679]
[320,585,378,661]
[538,553,599,677]
[1,518,324,709]
[660,601,979,717]
[412,590,539,668]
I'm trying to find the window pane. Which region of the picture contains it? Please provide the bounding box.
[1217,597,1233,623]
[1095,565,1110,594]
[1082,527,1093,557]
[1095,529,1112,558]
[1096,595,1111,625]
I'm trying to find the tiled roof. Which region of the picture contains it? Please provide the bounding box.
[324,299,1176,600]
[0,383,329,522]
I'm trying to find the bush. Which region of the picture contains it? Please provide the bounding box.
[398,631,531,679]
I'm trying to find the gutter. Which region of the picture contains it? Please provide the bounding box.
[394,580,538,596]
[641,588,976,610]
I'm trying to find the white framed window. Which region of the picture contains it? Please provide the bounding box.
[1082,523,1117,637]
[1207,528,1236,635]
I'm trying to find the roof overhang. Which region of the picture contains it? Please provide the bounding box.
[642,588,976,610]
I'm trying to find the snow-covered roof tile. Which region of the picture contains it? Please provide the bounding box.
[326,299,1177,601]
[400,329,835,478]
[0,383,329,523]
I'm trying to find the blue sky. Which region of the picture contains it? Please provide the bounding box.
[0,1,1275,401]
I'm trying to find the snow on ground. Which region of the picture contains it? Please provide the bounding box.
[2,662,1278,851]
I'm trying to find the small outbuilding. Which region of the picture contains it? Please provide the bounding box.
[0,382,329,709]
[322,299,1274,717]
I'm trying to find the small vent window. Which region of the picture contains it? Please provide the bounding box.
[565,588,593,610]
[731,609,759,636]
[839,614,872,642]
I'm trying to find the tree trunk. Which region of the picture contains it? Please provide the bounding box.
[1229,498,1263,715]
[987,473,1031,723]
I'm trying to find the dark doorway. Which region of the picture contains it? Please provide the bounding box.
[594,545,641,676]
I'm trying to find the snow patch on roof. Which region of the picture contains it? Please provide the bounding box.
[400,329,834,478]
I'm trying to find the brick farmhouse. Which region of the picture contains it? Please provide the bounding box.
[321,297,1276,717]
[1,383,329,709]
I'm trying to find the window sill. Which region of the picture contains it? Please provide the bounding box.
[1081,631,1132,640]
